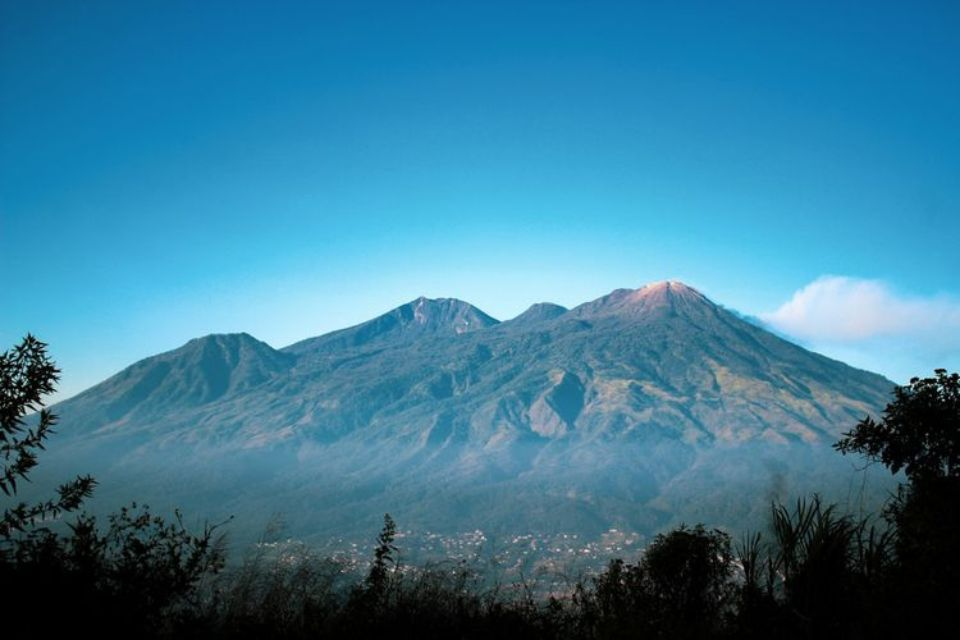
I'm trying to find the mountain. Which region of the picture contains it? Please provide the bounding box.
[286,297,499,355]
[37,282,896,551]
[504,302,569,327]
[60,332,294,437]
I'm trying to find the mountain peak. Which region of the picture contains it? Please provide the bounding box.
[400,297,498,333]
[286,297,500,355]
[59,331,294,426]
[572,280,714,319]
[630,280,708,303]
[503,302,569,328]
[182,331,259,350]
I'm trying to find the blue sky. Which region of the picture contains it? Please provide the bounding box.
[2,0,958,400]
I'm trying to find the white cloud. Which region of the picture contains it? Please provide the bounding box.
[762,276,960,342]
[761,276,960,383]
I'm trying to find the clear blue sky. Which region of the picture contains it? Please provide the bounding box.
[2,0,958,399]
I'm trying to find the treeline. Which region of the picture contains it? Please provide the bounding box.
[2,336,958,638]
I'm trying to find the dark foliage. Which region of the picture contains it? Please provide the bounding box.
[587,524,734,639]
[835,368,960,482]
[365,512,398,596]
[3,503,226,637]
[756,496,893,638]
[837,369,960,636]
[0,334,96,540]
[0,336,226,639]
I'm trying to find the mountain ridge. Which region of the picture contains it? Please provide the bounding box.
[36,281,897,544]
[285,296,500,356]
[52,282,893,446]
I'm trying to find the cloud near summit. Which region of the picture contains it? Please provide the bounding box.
[760,276,960,383]
[762,276,960,343]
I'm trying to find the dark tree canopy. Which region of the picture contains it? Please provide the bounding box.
[592,524,734,638]
[835,369,960,483]
[366,512,398,594]
[0,334,95,540]
[835,369,960,635]
[1,335,227,637]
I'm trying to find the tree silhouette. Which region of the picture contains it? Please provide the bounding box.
[835,369,960,482]
[835,369,960,636]
[0,334,95,542]
[592,524,734,638]
[366,512,398,595]
[0,335,226,637]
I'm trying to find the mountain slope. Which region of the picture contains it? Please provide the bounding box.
[57,333,295,438]
[40,282,896,546]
